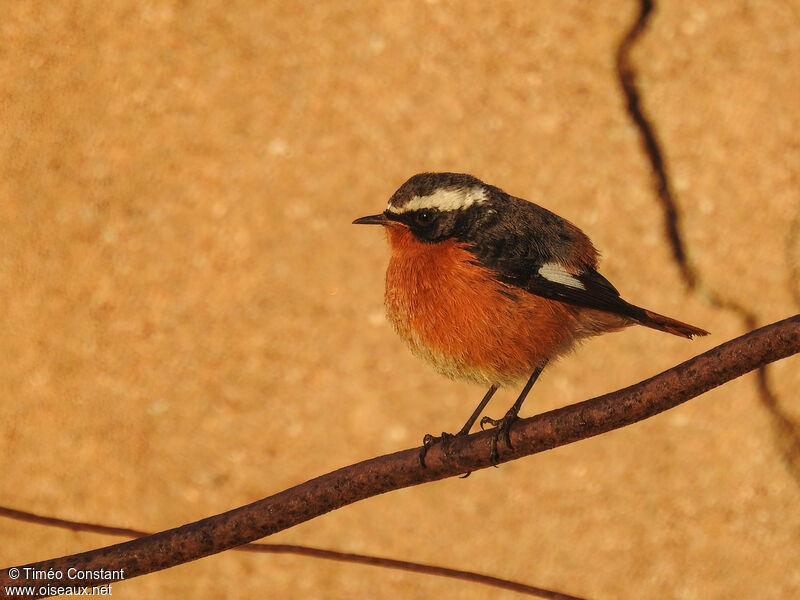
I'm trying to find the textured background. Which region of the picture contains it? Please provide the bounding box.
[1,1,799,598]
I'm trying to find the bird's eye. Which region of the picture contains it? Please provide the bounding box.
[415,210,434,225]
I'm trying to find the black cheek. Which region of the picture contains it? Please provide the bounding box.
[409,222,440,243]
[411,213,461,243]
[442,213,467,239]
[433,218,455,240]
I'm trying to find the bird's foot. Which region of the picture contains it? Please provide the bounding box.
[480,410,519,466]
[419,431,463,469]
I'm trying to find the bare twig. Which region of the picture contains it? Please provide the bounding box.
[1,316,798,599]
[0,506,583,600]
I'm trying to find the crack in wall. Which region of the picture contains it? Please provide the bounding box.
[615,0,800,482]
[614,0,696,291]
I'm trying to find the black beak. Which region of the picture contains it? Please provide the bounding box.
[353,213,389,226]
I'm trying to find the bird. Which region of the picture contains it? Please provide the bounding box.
[354,172,708,467]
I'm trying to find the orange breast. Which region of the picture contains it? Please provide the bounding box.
[383,225,607,386]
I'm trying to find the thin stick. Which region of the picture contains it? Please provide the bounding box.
[0,506,585,600]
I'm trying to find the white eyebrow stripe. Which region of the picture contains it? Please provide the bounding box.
[538,262,586,290]
[388,186,487,213]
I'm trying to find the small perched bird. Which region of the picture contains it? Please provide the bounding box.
[354,173,708,466]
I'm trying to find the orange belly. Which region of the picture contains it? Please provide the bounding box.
[384,225,626,386]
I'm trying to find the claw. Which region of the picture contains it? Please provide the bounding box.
[482,411,518,466]
[418,433,437,468]
[480,415,498,431]
[418,431,457,468]
[500,419,514,450]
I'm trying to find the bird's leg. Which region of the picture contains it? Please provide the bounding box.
[480,363,547,465]
[419,385,498,468]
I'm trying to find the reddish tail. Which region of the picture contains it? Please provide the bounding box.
[633,307,709,339]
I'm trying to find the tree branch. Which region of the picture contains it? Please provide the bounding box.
[2,315,798,599]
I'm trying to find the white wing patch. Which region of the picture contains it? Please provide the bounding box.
[538,262,586,290]
[388,186,487,213]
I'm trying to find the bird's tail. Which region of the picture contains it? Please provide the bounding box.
[629,306,709,339]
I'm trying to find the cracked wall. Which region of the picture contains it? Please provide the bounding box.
[1,2,798,599]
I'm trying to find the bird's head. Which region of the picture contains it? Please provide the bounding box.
[353,172,495,245]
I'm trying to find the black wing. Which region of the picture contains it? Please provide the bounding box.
[462,194,647,321]
[488,255,647,320]
[458,193,706,337]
